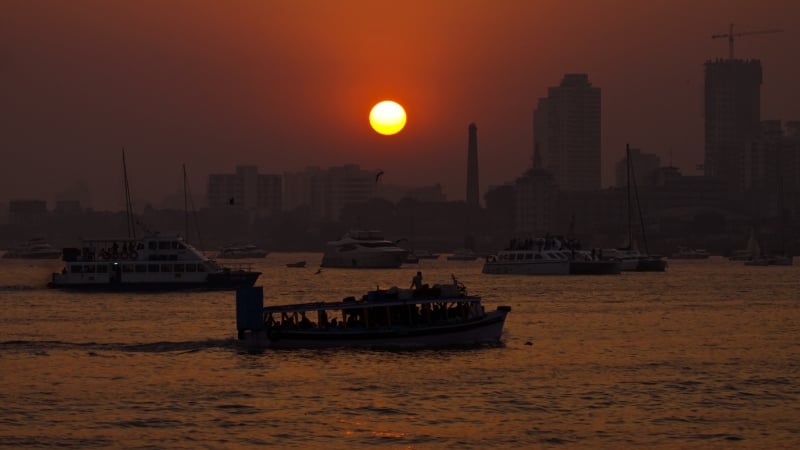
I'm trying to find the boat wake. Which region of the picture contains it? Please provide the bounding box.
[0,338,240,354]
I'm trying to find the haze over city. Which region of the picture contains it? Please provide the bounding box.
[2,0,799,210]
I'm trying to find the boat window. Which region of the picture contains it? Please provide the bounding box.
[171,241,181,249]
[174,264,185,273]
[148,264,159,272]
[525,253,533,259]
[516,254,524,260]
[159,241,170,250]
[161,264,173,272]
[197,264,206,272]
[185,264,196,272]
[137,243,145,250]
[97,265,108,273]
[135,264,147,273]
[85,265,96,273]
[148,241,157,250]
[535,253,543,260]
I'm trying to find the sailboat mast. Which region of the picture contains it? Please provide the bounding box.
[626,144,633,248]
[122,148,136,239]
[630,151,650,254]
[183,164,189,241]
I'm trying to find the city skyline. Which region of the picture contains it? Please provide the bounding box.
[2,1,799,210]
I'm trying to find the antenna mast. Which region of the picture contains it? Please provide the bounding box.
[122,148,137,239]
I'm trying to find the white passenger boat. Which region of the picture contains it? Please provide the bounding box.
[2,238,62,259]
[482,248,571,275]
[320,230,408,268]
[235,277,511,349]
[48,233,261,291]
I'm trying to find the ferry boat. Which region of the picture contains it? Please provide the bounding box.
[48,233,261,291]
[235,277,511,349]
[320,230,408,268]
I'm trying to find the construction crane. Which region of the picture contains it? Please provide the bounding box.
[712,23,783,60]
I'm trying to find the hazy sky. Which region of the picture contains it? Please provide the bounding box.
[2,0,799,210]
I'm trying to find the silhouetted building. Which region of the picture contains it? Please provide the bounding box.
[533,73,601,191]
[8,199,48,225]
[704,59,762,192]
[466,123,480,208]
[615,148,661,188]
[283,164,379,220]
[207,165,282,215]
[515,169,558,236]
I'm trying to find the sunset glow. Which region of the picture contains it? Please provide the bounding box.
[369,101,407,135]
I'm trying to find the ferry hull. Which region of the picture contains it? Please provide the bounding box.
[240,309,510,350]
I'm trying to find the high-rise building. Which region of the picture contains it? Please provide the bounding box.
[533,74,601,191]
[282,164,379,220]
[466,123,480,208]
[704,59,762,192]
[207,165,282,215]
[614,148,661,189]
[515,169,559,236]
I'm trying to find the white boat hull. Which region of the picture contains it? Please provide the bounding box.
[482,261,570,275]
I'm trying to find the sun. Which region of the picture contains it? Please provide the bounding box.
[369,100,406,135]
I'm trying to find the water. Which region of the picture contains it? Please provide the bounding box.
[1,255,799,448]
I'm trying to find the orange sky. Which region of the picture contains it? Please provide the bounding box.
[1,0,799,209]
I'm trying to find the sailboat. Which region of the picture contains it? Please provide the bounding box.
[606,144,667,272]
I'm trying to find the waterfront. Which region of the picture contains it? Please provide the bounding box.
[1,255,798,448]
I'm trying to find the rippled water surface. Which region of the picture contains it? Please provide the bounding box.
[1,254,799,448]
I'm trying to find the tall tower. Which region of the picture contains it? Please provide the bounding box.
[533,74,601,191]
[704,59,762,192]
[466,123,480,208]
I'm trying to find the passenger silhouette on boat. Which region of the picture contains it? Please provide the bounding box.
[411,271,423,290]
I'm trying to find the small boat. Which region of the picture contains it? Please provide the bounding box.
[447,248,479,261]
[48,233,261,291]
[217,244,269,259]
[414,250,440,260]
[286,261,306,268]
[404,253,420,264]
[669,247,710,259]
[235,277,511,349]
[320,230,408,268]
[2,238,62,259]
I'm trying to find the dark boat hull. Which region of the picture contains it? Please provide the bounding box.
[240,308,510,349]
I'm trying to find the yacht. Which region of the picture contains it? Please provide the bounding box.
[483,248,570,275]
[320,230,408,268]
[48,233,260,291]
